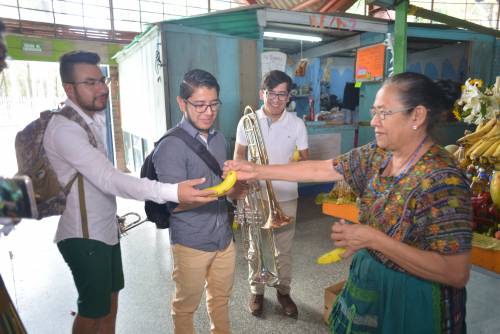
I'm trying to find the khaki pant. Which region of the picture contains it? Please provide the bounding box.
[247,199,297,295]
[171,241,236,334]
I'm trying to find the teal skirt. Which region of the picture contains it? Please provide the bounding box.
[328,249,441,334]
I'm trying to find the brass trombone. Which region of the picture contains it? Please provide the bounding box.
[235,106,292,287]
[241,106,292,229]
[117,212,147,235]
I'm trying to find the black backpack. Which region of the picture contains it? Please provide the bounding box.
[140,127,222,229]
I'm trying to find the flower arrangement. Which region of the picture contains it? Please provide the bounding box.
[453,77,500,125]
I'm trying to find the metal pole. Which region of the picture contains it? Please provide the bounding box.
[109,0,115,40]
[393,0,408,74]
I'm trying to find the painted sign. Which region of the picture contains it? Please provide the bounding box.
[355,43,385,81]
[22,42,42,53]
[308,133,341,160]
[19,39,53,57]
[309,15,357,31]
[261,51,287,77]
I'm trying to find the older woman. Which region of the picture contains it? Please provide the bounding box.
[224,72,471,333]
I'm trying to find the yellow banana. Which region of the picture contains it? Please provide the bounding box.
[491,141,500,163]
[465,138,485,158]
[469,136,500,160]
[232,219,239,231]
[317,247,346,265]
[469,137,497,160]
[483,140,500,161]
[475,120,487,132]
[457,118,497,145]
[206,170,237,197]
[292,146,300,162]
[482,121,500,139]
[453,145,465,160]
[444,144,459,154]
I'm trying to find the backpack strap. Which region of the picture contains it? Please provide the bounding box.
[54,106,99,195]
[54,105,99,239]
[160,127,222,177]
[57,106,98,148]
[77,174,90,238]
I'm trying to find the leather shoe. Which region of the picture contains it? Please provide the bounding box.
[277,291,298,318]
[248,293,264,317]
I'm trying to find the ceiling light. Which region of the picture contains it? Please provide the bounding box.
[263,31,322,42]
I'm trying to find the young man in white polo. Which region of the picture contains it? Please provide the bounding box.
[234,70,309,318]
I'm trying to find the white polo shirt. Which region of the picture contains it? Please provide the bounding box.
[43,99,178,245]
[235,107,308,202]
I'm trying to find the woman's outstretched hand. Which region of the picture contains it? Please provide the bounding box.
[223,160,258,181]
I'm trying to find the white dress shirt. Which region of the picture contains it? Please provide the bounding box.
[235,108,308,202]
[43,99,178,245]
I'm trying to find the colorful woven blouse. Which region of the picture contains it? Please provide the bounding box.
[332,142,473,333]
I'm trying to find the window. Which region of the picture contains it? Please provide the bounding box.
[0,0,246,34]
[346,0,498,29]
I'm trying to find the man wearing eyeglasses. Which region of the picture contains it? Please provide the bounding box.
[234,70,309,318]
[43,52,217,334]
[152,69,245,334]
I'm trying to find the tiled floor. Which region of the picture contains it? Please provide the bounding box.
[1,196,499,334]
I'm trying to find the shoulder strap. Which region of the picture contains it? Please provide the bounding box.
[158,127,222,177]
[77,174,89,238]
[57,106,98,148]
[53,106,95,236]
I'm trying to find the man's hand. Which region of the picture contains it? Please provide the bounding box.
[223,160,258,181]
[177,178,217,205]
[227,181,248,200]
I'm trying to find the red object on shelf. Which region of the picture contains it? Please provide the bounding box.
[308,95,315,121]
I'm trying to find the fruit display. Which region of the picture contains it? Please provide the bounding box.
[454,116,500,240]
[455,117,500,170]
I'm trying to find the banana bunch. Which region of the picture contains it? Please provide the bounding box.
[206,170,237,197]
[456,117,500,165]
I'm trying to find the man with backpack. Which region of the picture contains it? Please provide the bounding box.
[152,69,244,334]
[43,51,217,334]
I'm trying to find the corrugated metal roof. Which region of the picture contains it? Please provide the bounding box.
[255,0,327,11]
[162,5,263,39]
[253,0,356,12]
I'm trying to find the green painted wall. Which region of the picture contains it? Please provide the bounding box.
[5,34,125,65]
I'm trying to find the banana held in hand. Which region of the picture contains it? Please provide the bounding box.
[317,247,346,265]
[293,146,300,162]
[206,170,237,197]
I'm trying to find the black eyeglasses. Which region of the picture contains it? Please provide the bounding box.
[184,99,222,113]
[370,107,414,120]
[265,90,289,101]
[65,77,111,87]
